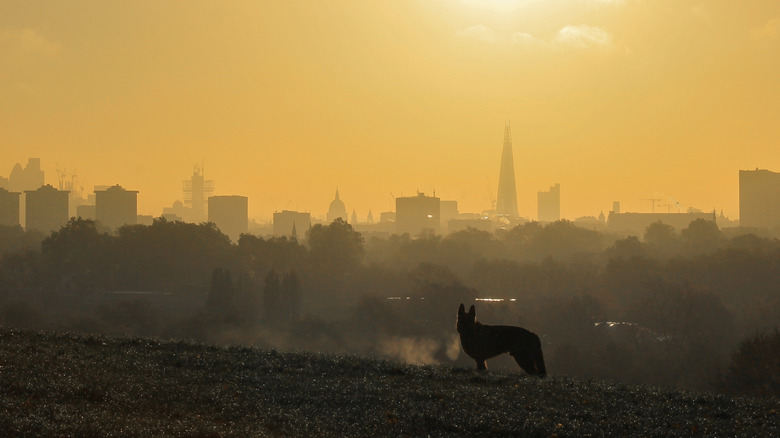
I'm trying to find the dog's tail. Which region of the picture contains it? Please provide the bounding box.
[531,333,546,377]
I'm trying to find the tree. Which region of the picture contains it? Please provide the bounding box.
[0,225,44,256]
[236,234,306,279]
[718,330,780,397]
[644,221,680,258]
[681,218,723,255]
[262,269,301,323]
[0,250,41,294]
[206,267,235,314]
[263,269,281,322]
[281,271,301,321]
[113,218,233,292]
[440,227,505,273]
[407,263,478,337]
[41,218,114,291]
[604,236,647,260]
[307,218,364,275]
[505,220,607,262]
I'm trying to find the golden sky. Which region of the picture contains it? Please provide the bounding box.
[2,0,779,222]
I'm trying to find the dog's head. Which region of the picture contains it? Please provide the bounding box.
[456,303,476,334]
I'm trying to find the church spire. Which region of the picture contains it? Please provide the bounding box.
[495,121,519,217]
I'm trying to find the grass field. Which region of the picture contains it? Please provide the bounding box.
[0,327,778,437]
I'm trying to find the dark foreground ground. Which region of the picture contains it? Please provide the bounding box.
[0,327,778,437]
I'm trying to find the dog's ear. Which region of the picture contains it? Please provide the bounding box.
[458,303,465,314]
[468,305,475,317]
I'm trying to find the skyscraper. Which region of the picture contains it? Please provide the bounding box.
[25,184,69,234]
[538,183,561,222]
[396,192,440,235]
[208,195,248,242]
[495,121,519,217]
[95,185,138,230]
[9,158,44,193]
[0,188,21,227]
[740,169,780,229]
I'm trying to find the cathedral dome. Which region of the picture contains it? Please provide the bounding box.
[327,189,348,223]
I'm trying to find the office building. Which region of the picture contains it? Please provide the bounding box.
[25,184,69,234]
[273,210,311,238]
[538,183,561,222]
[740,169,780,229]
[95,185,138,230]
[0,188,21,226]
[208,195,248,241]
[440,200,459,227]
[9,158,46,229]
[396,192,440,235]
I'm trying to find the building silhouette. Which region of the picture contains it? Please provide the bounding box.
[95,185,138,231]
[740,169,780,229]
[448,217,493,234]
[9,158,44,193]
[538,183,561,222]
[0,188,21,227]
[183,165,214,223]
[54,170,88,218]
[495,121,519,217]
[273,210,311,238]
[440,200,459,228]
[9,158,46,228]
[327,189,348,223]
[76,204,96,220]
[396,192,440,235]
[162,200,188,222]
[208,195,248,242]
[25,184,69,234]
[607,211,715,237]
[380,211,395,224]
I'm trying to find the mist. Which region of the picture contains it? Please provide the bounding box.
[1,216,779,395]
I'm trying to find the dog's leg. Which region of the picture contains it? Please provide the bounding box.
[511,351,545,377]
[510,351,533,374]
[476,359,487,370]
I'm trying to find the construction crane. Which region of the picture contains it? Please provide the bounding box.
[486,178,496,212]
[640,198,662,213]
[657,201,681,213]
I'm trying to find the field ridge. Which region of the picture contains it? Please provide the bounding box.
[0,327,778,437]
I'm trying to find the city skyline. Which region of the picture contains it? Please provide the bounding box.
[2,1,779,221]
[0,154,769,224]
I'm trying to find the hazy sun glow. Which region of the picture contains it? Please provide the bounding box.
[1,0,779,222]
[461,0,535,9]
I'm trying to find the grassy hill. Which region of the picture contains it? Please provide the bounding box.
[0,327,777,437]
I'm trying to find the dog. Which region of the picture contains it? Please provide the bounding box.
[456,303,546,376]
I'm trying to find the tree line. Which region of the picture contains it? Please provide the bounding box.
[0,216,778,395]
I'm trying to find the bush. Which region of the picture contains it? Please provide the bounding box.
[717,329,780,397]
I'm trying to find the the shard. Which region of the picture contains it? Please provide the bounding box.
[495,121,519,217]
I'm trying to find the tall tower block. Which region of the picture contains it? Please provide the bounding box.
[495,121,519,217]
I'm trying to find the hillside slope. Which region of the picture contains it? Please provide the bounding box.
[0,327,777,437]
